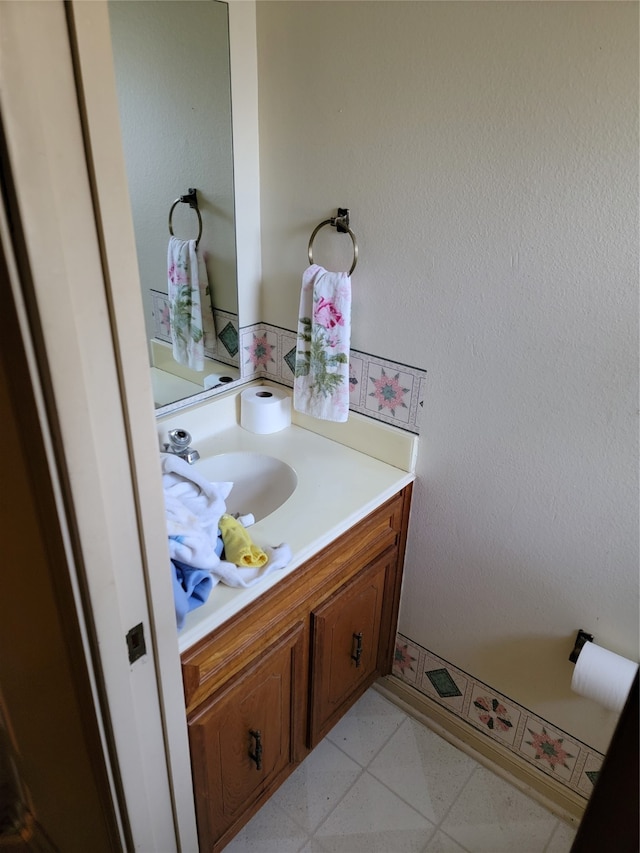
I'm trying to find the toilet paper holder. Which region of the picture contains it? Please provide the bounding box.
[569,629,594,663]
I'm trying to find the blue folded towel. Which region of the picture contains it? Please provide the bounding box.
[171,559,214,629]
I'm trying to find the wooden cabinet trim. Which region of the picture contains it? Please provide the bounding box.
[379,481,412,670]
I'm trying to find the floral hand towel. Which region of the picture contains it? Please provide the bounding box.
[167,236,215,370]
[294,264,351,422]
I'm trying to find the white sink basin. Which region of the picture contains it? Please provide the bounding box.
[201,452,298,522]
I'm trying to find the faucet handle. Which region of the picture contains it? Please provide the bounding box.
[168,428,193,452]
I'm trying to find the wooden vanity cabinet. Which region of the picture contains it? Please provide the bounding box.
[309,551,392,746]
[188,623,306,852]
[182,484,412,852]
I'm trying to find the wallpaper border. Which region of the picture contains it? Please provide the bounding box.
[239,321,426,435]
[393,632,605,802]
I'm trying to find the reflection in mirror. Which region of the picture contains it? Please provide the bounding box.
[108,0,240,412]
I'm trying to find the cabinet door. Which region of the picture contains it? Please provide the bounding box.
[188,623,305,852]
[309,552,391,746]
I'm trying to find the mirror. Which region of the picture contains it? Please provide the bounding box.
[108,0,241,412]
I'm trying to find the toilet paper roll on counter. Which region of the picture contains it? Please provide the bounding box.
[240,387,292,434]
[571,641,638,713]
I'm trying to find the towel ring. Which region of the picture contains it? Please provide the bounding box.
[168,188,203,247]
[308,208,358,275]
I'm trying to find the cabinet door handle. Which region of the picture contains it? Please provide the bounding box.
[249,729,263,770]
[351,632,363,667]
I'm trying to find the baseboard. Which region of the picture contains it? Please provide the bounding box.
[375,675,585,828]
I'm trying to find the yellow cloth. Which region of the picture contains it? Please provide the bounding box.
[218,514,268,568]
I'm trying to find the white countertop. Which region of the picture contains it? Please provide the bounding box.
[158,386,416,653]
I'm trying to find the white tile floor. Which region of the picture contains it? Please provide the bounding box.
[224,687,578,853]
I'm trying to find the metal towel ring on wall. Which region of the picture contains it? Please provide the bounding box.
[308,207,358,275]
[168,188,203,247]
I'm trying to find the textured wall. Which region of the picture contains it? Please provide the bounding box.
[256,1,638,754]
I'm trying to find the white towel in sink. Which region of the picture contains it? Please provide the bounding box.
[162,451,231,569]
[161,454,292,627]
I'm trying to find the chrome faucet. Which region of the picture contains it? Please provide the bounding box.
[163,428,200,464]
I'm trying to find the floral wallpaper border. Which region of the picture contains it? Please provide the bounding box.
[240,322,426,434]
[151,309,425,430]
[393,632,605,801]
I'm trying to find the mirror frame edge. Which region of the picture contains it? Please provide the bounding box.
[153,0,262,418]
[79,0,262,420]
[228,0,261,331]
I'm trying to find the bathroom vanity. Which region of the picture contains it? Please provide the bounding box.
[182,486,411,851]
[159,385,416,851]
